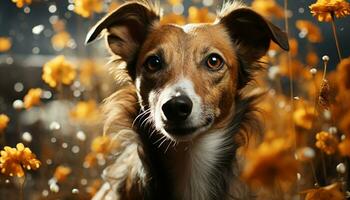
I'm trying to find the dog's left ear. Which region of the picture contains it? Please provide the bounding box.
[219,7,289,63]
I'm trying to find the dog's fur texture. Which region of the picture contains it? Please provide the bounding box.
[86,1,289,199]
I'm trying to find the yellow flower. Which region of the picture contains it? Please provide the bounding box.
[11,0,32,8]
[74,0,104,18]
[91,135,111,154]
[336,57,350,91]
[188,7,216,23]
[0,37,12,52]
[303,183,345,200]
[296,20,323,43]
[23,88,42,109]
[0,114,10,133]
[53,165,71,182]
[242,137,298,189]
[79,60,99,87]
[167,0,183,5]
[0,143,41,177]
[160,13,187,25]
[293,107,316,130]
[70,100,100,122]
[42,55,76,88]
[108,2,120,13]
[251,0,284,19]
[338,138,350,157]
[51,31,71,51]
[315,131,339,155]
[309,0,350,22]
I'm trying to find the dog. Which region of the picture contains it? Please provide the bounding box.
[86,1,289,199]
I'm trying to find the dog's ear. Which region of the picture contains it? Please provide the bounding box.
[85,2,160,63]
[218,7,289,63]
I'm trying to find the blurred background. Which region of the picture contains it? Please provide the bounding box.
[0,0,349,199]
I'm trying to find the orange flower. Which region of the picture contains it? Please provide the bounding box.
[289,38,299,57]
[242,137,298,189]
[315,131,339,155]
[0,37,12,52]
[42,55,76,88]
[0,114,10,133]
[73,0,104,18]
[53,165,71,182]
[251,0,284,19]
[0,143,41,177]
[296,20,323,43]
[51,31,71,51]
[84,152,97,168]
[306,51,319,66]
[339,112,350,136]
[23,88,42,109]
[338,138,350,157]
[309,0,350,22]
[303,183,345,200]
[86,179,102,197]
[70,100,100,122]
[160,13,186,25]
[187,7,216,23]
[91,135,111,154]
[293,107,316,130]
[11,0,32,8]
[52,19,66,33]
[336,56,350,91]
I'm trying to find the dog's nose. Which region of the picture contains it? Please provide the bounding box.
[162,95,193,122]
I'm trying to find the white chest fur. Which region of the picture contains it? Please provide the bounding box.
[174,131,229,200]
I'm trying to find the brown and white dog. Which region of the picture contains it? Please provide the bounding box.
[86,1,289,199]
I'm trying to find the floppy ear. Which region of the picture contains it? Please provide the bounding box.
[219,7,289,63]
[85,2,160,77]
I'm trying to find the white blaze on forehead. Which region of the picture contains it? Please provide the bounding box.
[181,24,198,33]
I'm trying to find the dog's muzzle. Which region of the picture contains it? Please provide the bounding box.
[162,95,193,122]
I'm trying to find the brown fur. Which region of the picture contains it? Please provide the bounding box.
[87,1,289,199]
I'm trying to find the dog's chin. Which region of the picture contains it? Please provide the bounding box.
[161,118,214,142]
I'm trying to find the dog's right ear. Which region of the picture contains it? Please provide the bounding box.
[85,2,160,63]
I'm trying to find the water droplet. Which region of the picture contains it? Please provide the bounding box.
[49,121,61,130]
[13,99,24,110]
[72,188,79,194]
[48,5,57,13]
[336,163,346,174]
[22,132,32,142]
[14,82,24,92]
[76,131,86,141]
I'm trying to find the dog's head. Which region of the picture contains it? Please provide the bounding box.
[86,1,289,141]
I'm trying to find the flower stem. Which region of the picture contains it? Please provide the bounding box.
[330,14,342,62]
[322,60,328,81]
[18,175,26,200]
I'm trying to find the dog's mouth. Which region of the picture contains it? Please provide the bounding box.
[163,117,213,138]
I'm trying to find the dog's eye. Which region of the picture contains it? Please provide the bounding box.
[144,55,163,72]
[206,53,224,70]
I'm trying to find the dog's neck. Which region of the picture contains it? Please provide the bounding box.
[138,123,239,200]
[166,131,235,200]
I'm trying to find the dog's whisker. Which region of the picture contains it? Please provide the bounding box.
[164,139,173,154]
[153,135,166,145]
[158,136,168,149]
